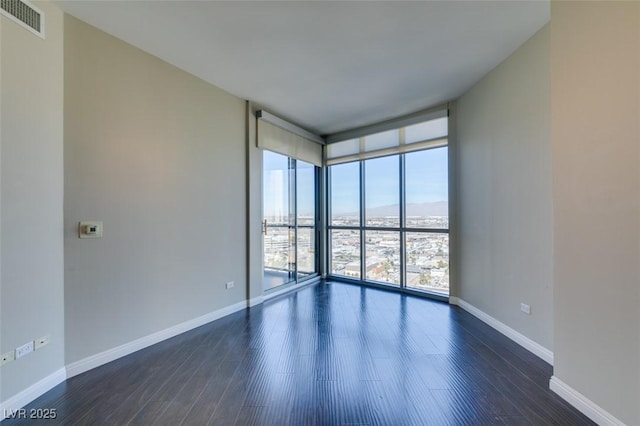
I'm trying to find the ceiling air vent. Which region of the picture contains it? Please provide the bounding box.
[1,0,44,38]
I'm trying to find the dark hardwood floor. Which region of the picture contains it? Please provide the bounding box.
[4,281,593,425]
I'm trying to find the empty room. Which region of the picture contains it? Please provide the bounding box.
[1,0,638,425]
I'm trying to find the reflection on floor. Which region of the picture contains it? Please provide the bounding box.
[263,269,294,290]
[5,281,593,425]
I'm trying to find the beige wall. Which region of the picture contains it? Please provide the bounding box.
[456,25,553,351]
[0,1,65,400]
[64,16,247,363]
[550,2,639,424]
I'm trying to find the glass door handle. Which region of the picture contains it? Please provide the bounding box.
[262,219,268,235]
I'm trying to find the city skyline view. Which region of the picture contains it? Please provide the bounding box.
[263,130,449,296]
[330,214,449,295]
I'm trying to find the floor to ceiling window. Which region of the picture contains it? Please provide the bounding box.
[327,111,449,297]
[263,150,319,291]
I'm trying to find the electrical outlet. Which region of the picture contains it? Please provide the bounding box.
[35,335,50,350]
[520,303,531,315]
[78,221,103,239]
[15,341,34,359]
[1,351,15,366]
[226,281,234,289]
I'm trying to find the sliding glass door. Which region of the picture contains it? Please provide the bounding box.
[263,151,295,289]
[296,160,317,281]
[263,150,318,290]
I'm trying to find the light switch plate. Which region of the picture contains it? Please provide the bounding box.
[15,341,34,359]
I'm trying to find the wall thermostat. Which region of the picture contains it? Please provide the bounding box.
[79,221,103,239]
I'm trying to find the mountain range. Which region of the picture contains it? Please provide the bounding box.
[336,201,448,217]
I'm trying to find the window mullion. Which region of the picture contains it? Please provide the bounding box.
[360,160,366,281]
[399,154,406,289]
[292,158,297,280]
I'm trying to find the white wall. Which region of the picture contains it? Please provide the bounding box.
[0,1,65,401]
[456,25,553,351]
[64,16,247,364]
[550,2,639,424]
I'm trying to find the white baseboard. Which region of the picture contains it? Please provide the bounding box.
[550,376,626,426]
[1,299,252,418]
[449,297,554,365]
[1,368,67,420]
[66,300,247,378]
[264,276,320,302]
[247,296,264,307]
[451,298,628,424]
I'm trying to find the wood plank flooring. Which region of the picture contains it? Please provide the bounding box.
[3,281,593,425]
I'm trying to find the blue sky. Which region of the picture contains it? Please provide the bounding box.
[331,147,448,215]
[263,147,448,218]
[263,151,316,218]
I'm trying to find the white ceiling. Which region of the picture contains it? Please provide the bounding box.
[55,1,549,136]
